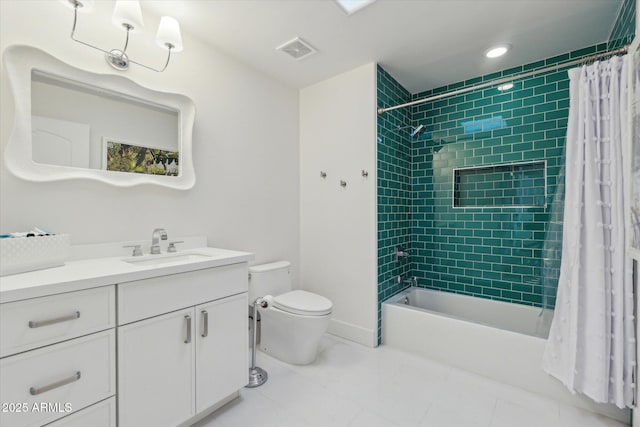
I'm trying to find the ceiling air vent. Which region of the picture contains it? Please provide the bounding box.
[276,37,317,60]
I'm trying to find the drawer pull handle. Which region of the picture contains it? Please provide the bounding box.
[29,371,81,395]
[201,310,208,338]
[28,311,81,328]
[184,315,192,344]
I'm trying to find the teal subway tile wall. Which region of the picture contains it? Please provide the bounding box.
[406,43,613,310]
[410,41,620,309]
[609,0,636,48]
[377,65,412,343]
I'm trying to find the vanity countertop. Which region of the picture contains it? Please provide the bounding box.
[0,247,253,304]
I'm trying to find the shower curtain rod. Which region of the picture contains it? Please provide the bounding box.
[377,44,630,115]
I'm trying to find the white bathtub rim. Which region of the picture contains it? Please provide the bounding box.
[383,287,551,339]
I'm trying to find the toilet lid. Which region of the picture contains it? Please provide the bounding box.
[272,290,333,316]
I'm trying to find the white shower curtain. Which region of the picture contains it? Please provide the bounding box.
[543,55,635,408]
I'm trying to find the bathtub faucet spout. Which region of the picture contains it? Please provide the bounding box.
[397,275,417,287]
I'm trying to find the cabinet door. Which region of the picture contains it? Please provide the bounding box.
[195,293,248,413]
[118,308,195,427]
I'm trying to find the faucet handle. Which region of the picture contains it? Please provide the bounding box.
[167,241,184,253]
[123,245,143,257]
[152,228,168,240]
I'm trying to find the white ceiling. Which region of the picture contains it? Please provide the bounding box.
[143,0,622,94]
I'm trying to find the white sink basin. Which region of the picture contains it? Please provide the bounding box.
[123,252,212,267]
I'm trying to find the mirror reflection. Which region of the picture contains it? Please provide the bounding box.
[31,70,180,176]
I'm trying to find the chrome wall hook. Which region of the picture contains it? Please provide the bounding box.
[340,180,347,188]
[320,171,327,178]
[361,170,369,177]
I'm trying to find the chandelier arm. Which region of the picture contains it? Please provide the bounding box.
[122,27,130,53]
[129,48,173,73]
[69,3,113,56]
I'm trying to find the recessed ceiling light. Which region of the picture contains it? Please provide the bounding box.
[497,83,514,91]
[485,45,510,59]
[335,0,376,15]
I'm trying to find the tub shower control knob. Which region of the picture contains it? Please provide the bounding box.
[395,246,410,261]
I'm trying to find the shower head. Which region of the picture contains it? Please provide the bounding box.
[411,124,425,137]
[396,124,426,138]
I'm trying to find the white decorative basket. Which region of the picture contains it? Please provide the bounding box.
[0,234,70,276]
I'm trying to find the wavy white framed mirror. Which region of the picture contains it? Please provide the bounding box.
[2,45,196,189]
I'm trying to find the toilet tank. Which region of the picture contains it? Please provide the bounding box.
[248,261,291,302]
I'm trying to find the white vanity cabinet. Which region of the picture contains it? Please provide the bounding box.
[0,244,253,427]
[0,286,116,427]
[116,263,249,427]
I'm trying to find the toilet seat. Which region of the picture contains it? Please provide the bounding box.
[272,290,332,316]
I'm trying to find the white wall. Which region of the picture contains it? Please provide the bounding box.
[299,63,378,347]
[0,1,300,278]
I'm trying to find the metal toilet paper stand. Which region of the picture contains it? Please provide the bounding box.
[246,297,268,388]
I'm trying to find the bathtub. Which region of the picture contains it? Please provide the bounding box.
[382,287,629,422]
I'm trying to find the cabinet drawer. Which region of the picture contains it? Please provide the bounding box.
[44,397,115,427]
[0,286,115,358]
[118,263,248,325]
[0,329,116,427]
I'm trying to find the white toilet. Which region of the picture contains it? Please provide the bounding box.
[249,261,332,365]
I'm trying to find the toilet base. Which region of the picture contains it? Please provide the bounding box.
[259,306,330,365]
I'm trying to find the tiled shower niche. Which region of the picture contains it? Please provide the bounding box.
[453,161,546,208]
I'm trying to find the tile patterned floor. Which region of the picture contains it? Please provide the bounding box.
[194,335,630,427]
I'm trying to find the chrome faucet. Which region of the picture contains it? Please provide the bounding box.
[150,228,168,255]
[397,275,417,287]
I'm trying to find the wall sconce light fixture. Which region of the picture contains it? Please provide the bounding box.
[62,0,183,72]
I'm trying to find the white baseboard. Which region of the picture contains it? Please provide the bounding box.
[327,318,377,347]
